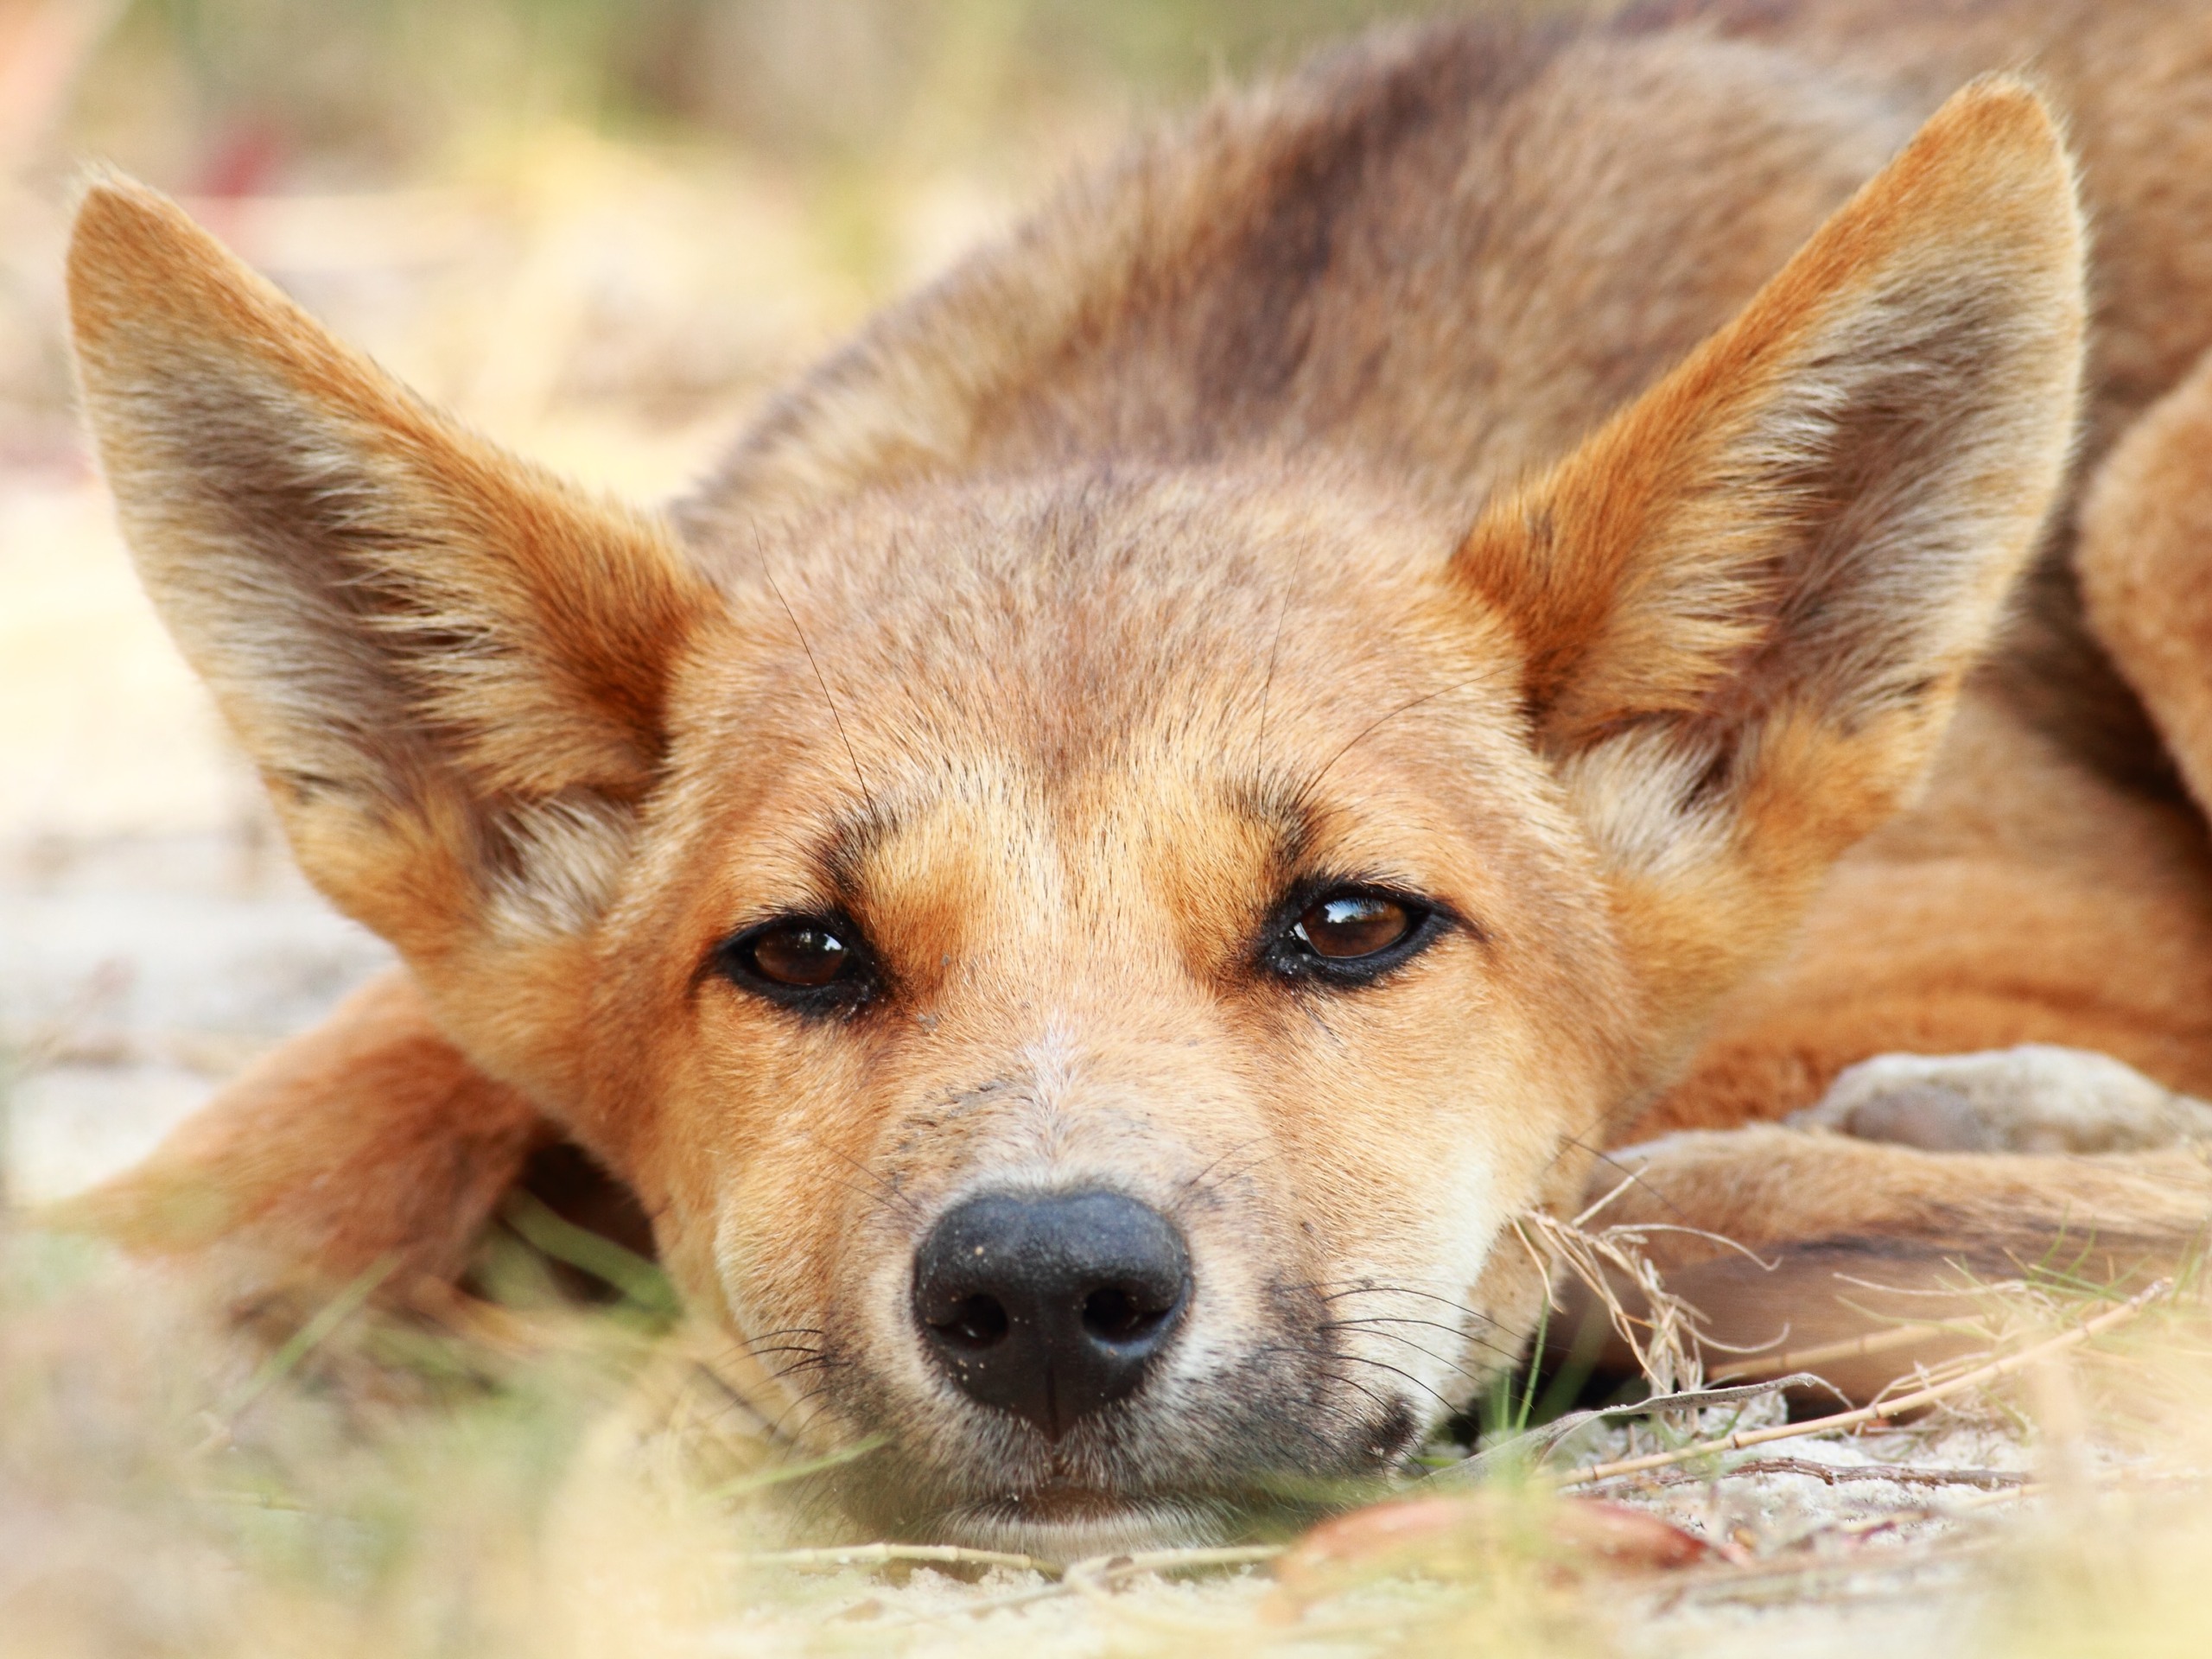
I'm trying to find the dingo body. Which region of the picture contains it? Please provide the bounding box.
[59,0,2212,1550]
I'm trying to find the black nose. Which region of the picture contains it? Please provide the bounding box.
[912,1189,1191,1440]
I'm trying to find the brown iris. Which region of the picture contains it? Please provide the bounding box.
[745,922,855,987]
[710,912,878,1014]
[1294,893,1415,960]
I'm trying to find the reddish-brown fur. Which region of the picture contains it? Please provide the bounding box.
[70,975,549,1294]
[52,0,2212,1549]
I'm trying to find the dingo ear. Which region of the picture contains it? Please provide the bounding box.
[67,179,715,969]
[1453,79,2085,1025]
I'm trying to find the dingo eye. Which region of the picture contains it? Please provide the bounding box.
[1296,893,1414,958]
[712,915,876,1012]
[1266,885,1440,986]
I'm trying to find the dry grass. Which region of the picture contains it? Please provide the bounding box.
[7,1217,2212,1656]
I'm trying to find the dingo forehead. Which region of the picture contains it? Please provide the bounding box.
[672,470,1536,803]
[650,469,1592,944]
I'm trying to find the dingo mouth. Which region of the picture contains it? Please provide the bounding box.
[926,1493,1233,1559]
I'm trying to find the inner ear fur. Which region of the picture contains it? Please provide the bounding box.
[67,179,715,960]
[1452,79,2085,1021]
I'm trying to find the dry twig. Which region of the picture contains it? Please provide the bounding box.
[1449,1373,1845,1481]
[1713,1319,1975,1382]
[735,1543,1056,1574]
[1516,1209,1719,1396]
[1560,1280,2168,1488]
[1633,1456,2027,1492]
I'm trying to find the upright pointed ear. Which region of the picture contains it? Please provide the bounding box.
[1452,79,2085,1030]
[67,179,716,980]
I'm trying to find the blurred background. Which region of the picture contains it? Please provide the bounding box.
[0,0,1513,1206]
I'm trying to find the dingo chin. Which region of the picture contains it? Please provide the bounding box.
[57,0,2212,1549]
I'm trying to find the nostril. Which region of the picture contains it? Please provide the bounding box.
[1080,1284,1176,1345]
[929,1293,1009,1349]
[912,1187,1191,1438]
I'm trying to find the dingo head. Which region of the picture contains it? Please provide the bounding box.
[67,77,2080,1551]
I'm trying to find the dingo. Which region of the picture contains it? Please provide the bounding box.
[60,0,2212,1553]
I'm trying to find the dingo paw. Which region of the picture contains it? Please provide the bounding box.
[1792,1046,2212,1154]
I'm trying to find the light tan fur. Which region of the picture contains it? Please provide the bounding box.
[50,0,2212,1550]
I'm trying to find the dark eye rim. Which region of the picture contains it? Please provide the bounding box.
[1258,879,1456,988]
[704,911,883,1016]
